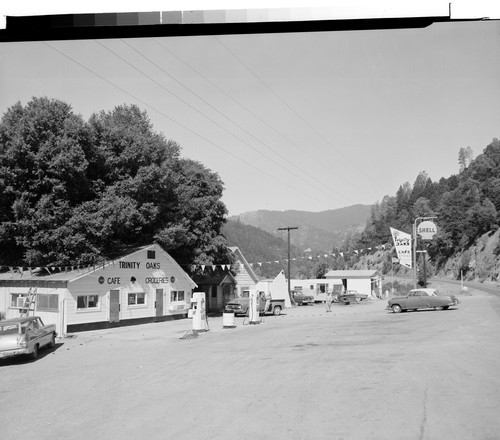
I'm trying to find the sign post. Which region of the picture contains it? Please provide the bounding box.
[413,217,437,288]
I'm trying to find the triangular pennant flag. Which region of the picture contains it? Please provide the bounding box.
[340,252,344,257]
[201,265,205,272]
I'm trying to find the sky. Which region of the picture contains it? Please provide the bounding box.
[1,7,500,216]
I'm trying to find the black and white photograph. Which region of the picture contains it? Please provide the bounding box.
[1,1,500,439]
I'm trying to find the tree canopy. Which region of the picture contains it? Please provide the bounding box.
[0,97,232,268]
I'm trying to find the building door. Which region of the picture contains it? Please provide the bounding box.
[155,289,163,318]
[109,290,120,323]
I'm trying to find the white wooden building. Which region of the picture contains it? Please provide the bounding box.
[0,244,197,335]
[290,278,344,302]
[291,270,383,302]
[324,270,383,297]
[228,246,260,298]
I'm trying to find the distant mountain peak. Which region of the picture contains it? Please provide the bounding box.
[228,204,371,252]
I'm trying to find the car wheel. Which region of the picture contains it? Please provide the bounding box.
[391,304,402,313]
[273,306,282,316]
[29,344,39,360]
[48,333,55,349]
[443,306,450,310]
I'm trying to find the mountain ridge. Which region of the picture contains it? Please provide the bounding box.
[228,204,372,252]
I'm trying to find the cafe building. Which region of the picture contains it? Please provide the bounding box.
[0,244,197,335]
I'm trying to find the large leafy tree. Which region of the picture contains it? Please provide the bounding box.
[0,97,93,264]
[0,98,231,267]
[155,158,230,266]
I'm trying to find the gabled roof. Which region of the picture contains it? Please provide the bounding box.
[228,246,260,283]
[192,271,236,286]
[324,270,382,279]
[0,244,197,288]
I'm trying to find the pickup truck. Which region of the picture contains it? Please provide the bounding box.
[224,297,285,316]
[0,316,57,360]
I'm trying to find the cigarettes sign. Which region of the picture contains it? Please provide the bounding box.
[417,221,437,240]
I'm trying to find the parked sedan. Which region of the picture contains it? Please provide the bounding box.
[337,290,368,305]
[0,316,57,360]
[387,288,460,313]
[291,291,314,305]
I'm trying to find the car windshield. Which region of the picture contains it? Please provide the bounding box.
[0,324,20,335]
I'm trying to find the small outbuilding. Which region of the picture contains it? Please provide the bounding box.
[324,270,383,297]
[0,244,197,335]
[192,270,237,313]
[256,270,292,308]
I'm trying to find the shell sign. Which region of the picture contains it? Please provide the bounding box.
[417,221,437,240]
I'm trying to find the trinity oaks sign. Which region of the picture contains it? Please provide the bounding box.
[390,227,412,269]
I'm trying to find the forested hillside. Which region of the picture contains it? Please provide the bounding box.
[230,205,371,251]
[222,219,300,278]
[349,140,500,282]
[0,97,232,269]
[223,219,359,279]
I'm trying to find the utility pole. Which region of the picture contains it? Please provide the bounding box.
[278,226,298,298]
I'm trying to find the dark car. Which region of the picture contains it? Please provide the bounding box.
[337,290,368,305]
[224,297,284,316]
[387,288,460,313]
[291,291,314,305]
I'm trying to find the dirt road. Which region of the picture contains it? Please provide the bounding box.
[1,284,499,440]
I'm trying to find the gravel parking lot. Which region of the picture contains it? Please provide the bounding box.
[1,284,499,440]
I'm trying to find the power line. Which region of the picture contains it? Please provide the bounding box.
[42,41,342,210]
[151,38,359,206]
[115,39,356,206]
[214,36,385,199]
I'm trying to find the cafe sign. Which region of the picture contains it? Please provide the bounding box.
[417,221,437,240]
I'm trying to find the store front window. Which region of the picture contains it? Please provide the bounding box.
[170,290,185,302]
[128,292,146,306]
[77,294,99,310]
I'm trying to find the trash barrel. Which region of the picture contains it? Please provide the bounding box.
[222,311,236,329]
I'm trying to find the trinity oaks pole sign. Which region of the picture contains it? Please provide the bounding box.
[390,227,412,268]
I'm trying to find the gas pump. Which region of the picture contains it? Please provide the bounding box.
[248,289,260,325]
[190,292,207,332]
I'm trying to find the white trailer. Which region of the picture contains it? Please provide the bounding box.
[289,279,344,303]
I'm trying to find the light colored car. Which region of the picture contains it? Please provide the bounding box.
[0,316,57,360]
[387,288,460,313]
